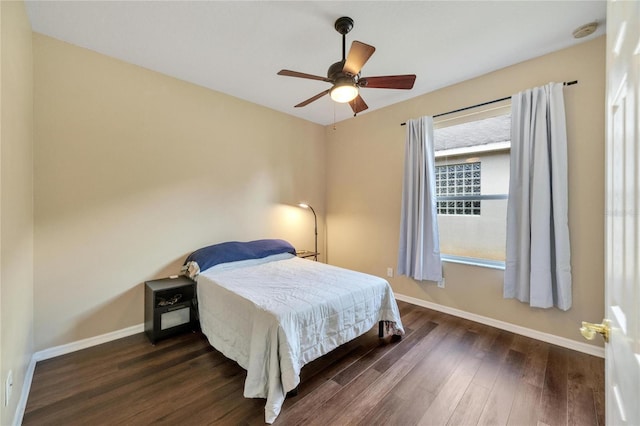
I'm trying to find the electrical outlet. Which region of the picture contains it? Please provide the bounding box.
[438,278,445,288]
[386,267,394,278]
[5,370,12,407]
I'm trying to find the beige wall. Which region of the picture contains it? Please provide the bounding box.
[1,1,34,423]
[33,34,326,351]
[326,37,605,347]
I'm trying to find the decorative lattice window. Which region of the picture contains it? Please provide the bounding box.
[435,162,481,215]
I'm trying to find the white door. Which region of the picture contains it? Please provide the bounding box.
[604,0,640,424]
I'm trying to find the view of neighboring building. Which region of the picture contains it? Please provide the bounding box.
[434,113,510,263]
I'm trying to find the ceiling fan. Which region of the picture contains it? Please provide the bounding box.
[277,16,416,116]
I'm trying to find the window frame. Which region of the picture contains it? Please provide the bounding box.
[433,107,511,269]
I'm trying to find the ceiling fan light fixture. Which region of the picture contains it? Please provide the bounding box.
[330,81,358,103]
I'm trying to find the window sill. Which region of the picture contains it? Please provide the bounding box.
[441,254,505,271]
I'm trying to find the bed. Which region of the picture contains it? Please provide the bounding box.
[182,239,404,424]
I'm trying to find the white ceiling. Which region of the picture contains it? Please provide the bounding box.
[25,1,607,126]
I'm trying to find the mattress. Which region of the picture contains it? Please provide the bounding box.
[196,253,404,423]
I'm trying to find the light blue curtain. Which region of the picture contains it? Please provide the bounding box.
[505,83,572,310]
[398,116,442,282]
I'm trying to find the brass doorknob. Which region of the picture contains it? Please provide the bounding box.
[580,319,610,343]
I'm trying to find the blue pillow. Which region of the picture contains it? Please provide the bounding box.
[184,239,296,273]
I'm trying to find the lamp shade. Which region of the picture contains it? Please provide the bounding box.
[330,82,358,103]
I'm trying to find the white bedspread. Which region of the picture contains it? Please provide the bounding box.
[196,253,404,423]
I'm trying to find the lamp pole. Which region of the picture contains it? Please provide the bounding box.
[308,205,317,261]
[298,203,318,261]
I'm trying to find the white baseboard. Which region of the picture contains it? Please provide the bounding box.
[32,323,144,362]
[394,293,605,358]
[14,323,144,426]
[12,357,36,426]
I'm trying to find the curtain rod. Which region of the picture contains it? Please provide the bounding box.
[400,80,578,126]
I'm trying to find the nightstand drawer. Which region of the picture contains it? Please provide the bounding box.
[158,303,191,330]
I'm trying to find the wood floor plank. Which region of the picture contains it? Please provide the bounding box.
[510,333,533,353]
[22,301,604,426]
[419,321,503,425]
[443,325,502,426]
[521,338,550,389]
[588,354,605,426]
[506,381,543,426]
[469,323,501,354]
[567,351,600,426]
[472,329,516,390]
[336,318,464,425]
[312,307,435,388]
[26,332,206,411]
[539,345,570,426]
[372,320,439,374]
[355,320,472,425]
[272,379,343,424]
[476,349,526,426]
[295,330,378,390]
[24,343,218,423]
[305,368,383,426]
[416,335,484,425]
[446,382,491,426]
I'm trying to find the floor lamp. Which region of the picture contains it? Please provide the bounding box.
[298,203,318,261]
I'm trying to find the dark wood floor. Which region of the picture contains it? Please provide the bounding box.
[23,301,604,425]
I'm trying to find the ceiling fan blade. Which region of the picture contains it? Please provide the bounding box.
[359,74,416,89]
[295,89,330,108]
[349,95,368,114]
[343,41,376,76]
[278,69,332,83]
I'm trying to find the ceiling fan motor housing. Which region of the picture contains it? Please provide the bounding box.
[328,60,347,79]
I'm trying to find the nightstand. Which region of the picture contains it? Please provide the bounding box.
[144,275,197,344]
[296,250,319,261]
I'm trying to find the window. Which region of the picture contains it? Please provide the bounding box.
[435,162,481,215]
[434,111,510,265]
